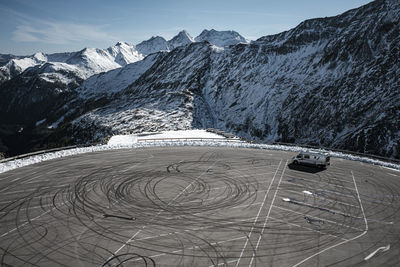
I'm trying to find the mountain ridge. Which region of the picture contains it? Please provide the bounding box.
[0,0,398,159]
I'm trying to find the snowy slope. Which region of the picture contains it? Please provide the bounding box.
[68,0,400,159]
[168,30,195,50]
[0,53,47,82]
[78,52,166,98]
[0,42,144,151]
[135,29,246,55]
[136,36,169,56]
[195,29,249,47]
[1,0,399,159]
[70,43,211,143]
[0,42,143,84]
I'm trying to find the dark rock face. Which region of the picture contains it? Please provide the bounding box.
[1,0,399,159]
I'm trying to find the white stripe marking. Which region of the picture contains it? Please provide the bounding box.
[103,159,220,265]
[364,244,390,261]
[292,171,368,267]
[235,160,283,267]
[249,161,287,266]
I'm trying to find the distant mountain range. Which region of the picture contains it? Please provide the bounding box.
[0,0,399,159]
[0,29,248,84]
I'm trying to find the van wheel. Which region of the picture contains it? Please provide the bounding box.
[293,161,298,165]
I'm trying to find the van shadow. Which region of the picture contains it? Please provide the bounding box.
[287,163,325,174]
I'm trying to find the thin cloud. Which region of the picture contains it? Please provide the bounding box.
[10,11,118,45]
[13,21,117,44]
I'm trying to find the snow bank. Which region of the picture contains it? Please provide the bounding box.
[108,135,138,146]
[1,131,399,174]
[133,130,226,140]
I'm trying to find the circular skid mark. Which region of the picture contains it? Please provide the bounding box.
[0,147,399,266]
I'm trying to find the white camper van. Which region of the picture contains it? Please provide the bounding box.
[291,152,330,168]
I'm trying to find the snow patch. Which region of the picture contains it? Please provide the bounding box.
[108,135,138,146]
[134,129,226,140]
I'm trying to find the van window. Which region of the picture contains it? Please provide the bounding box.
[304,155,310,159]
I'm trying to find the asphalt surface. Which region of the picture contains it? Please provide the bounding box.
[0,146,399,266]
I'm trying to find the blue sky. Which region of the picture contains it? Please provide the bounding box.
[0,0,372,55]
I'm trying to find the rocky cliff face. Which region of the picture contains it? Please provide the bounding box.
[1,0,399,158]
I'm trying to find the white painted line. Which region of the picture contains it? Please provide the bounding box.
[235,160,283,267]
[0,184,68,197]
[2,189,36,195]
[211,259,239,266]
[0,204,55,214]
[351,171,368,230]
[285,174,353,185]
[268,216,349,241]
[280,197,361,219]
[103,159,221,265]
[231,202,262,210]
[273,205,364,232]
[210,174,276,191]
[364,244,390,261]
[129,236,246,264]
[282,185,356,200]
[285,175,356,191]
[249,161,288,266]
[227,164,281,173]
[292,171,368,267]
[0,182,87,238]
[190,216,257,231]
[0,209,52,238]
[134,216,259,242]
[387,173,398,177]
[283,189,359,208]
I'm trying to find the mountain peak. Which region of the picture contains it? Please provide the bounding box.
[176,30,193,39]
[33,52,47,62]
[136,36,169,55]
[114,41,131,47]
[195,29,248,47]
[168,30,194,50]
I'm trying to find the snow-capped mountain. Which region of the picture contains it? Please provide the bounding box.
[78,52,167,98]
[0,42,143,84]
[168,30,195,50]
[195,29,249,47]
[136,36,170,56]
[0,42,144,155]
[1,0,398,159]
[135,29,247,56]
[69,0,399,158]
[0,53,47,82]
[135,31,195,56]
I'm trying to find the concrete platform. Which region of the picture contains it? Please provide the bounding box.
[0,146,399,266]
